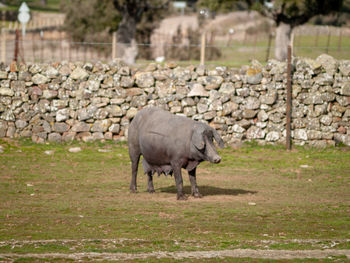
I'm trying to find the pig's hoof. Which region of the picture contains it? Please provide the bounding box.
[177,195,188,201]
[193,193,203,198]
[148,189,155,193]
[130,188,138,193]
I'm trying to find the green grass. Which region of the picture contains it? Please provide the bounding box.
[0,0,61,12]
[0,138,349,260]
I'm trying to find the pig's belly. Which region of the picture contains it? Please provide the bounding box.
[142,159,173,176]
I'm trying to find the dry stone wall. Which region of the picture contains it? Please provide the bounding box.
[0,54,349,147]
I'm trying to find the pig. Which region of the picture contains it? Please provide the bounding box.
[128,107,224,200]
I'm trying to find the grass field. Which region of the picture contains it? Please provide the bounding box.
[0,139,350,262]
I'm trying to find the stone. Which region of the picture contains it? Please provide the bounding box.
[126,107,138,119]
[56,109,70,122]
[91,119,111,132]
[72,122,90,132]
[53,123,70,133]
[320,115,332,126]
[69,147,82,153]
[218,82,235,94]
[32,74,49,85]
[231,124,245,133]
[245,97,260,110]
[15,120,27,129]
[260,91,277,105]
[43,90,58,99]
[0,88,14,96]
[242,109,257,119]
[258,110,269,122]
[197,103,208,114]
[266,131,280,142]
[222,101,239,116]
[62,132,76,142]
[203,111,216,120]
[247,126,265,139]
[246,68,263,84]
[334,133,350,146]
[341,82,350,96]
[70,67,89,80]
[107,105,123,117]
[109,124,120,134]
[187,83,209,97]
[294,129,308,140]
[120,76,134,88]
[135,72,154,88]
[197,76,223,90]
[315,54,337,75]
[48,132,62,142]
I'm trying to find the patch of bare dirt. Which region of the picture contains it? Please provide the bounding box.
[0,248,349,261]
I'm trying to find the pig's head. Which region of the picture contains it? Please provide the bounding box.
[191,123,224,163]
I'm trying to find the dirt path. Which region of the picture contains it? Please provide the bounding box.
[1,239,350,262]
[1,249,350,261]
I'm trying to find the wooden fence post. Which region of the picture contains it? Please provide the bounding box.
[200,31,206,65]
[112,31,117,60]
[286,45,292,150]
[1,28,6,63]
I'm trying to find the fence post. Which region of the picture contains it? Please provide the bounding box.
[112,31,117,60]
[286,45,292,150]
[326,26,331,54]
[265,32,272,62]
[200,31,206,65]
[338,28,342,52]
[1,28,6,63]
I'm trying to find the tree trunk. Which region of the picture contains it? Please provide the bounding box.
[116,14,138,65]
[274,22,293,61]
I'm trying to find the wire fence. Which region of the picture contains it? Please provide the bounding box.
[1,26,350,67]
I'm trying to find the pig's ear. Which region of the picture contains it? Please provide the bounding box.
[211,128,225,148]
[192,128,205,150]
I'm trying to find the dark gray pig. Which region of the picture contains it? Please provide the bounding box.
[128,107,224,200]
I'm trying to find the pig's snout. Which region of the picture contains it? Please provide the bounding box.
[212,155,221,164]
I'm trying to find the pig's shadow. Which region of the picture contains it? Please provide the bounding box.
[158,185,257,196]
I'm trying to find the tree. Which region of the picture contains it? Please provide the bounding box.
[113,0,169,64]
[254,0,343,60]
[197,0,344,61]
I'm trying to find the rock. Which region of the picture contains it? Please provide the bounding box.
[294,129,308,140]
[246,68,263,84]
[341,82,350,96]
[315,54,337,75]
[44,150,54,155]
[53,123,70,133]
[15,120,28,129]
[187,83,209,97]
[218,82,235,94]
[266,131,280,142]
[70,67,89,80]
[126,107,138,119]
[245,97,260,110]
[72,122,90,132]
[222,101,239,116]
[56,108,70,122]
[197,76,223,90]
[0,88,14,96]
[32,73,49,85]
[48,132,62,142]
[135,72,154,88]
[69,147,82,153]
[91,119,111,132]
[260,91,277,105]
[243,109,257,119]
[247,126,265,139]
[109,124,120,134]
[43,90,58,99]
[120,76,134,88]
